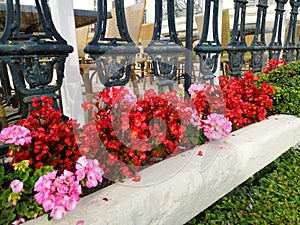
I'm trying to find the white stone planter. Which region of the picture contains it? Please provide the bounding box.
[24,115,300,225]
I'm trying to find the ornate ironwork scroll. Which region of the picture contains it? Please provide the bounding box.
[283,0,300,62]
[84,0,139,87]
[249,0,268,73]
[268,0,288,60]
[194,0,221,83]
[144,0,184,92]
[226,0,248,77]
[0,0,73,115]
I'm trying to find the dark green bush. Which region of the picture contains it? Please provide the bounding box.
[186,145,300,225]
[259,61,300,117]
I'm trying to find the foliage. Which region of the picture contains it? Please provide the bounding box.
[0,96,106,223]
[259,59,300,117]
[0,67,280,223]
[186,145,300,225]
[0,155,105,224]
[79,86,232,180]
[191,72,274,131]
[6,96,82,174]
[0,160,54,225]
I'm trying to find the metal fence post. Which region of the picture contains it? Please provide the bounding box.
[0,0,73,118]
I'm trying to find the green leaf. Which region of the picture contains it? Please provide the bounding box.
[0,208,16,225]
[19,171,30,182]
[0,190,12,208]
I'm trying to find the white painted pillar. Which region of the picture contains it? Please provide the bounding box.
[49,0,85,125]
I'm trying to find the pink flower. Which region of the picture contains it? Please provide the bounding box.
[76,170,86,181]
[218,145,225,150]
[0,125,31,146]
[11,218,25,225]
[34,171,56,193]
[34,192,45,205]
[188,83,205,96]
[201,113,232,141]
[45,170,58,180]
[86,173,98,188]
[75,156,88,171]
[42,194,56,212]
[66,197,78,211]
[50,206,67,220]
[69,182,82,200]
[34,170,82,220]
[75,156,104,188]
[10,180,23,193]
[55,193,70,208]
[76,220,85,225]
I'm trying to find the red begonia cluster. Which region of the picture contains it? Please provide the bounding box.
[219,71,274,130]
[191,72,275,131]
[78,87,205,180]
[263,58,287,74]
[8,96,82,174]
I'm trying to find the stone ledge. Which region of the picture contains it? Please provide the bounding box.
[24,115,300,225]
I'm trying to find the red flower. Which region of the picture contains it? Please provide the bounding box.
[9,95,82,174]
[82,101,93,111]
[31,97,40,108]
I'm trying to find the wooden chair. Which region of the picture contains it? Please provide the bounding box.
[76,25,90,64]
[192,14,208,81]
[139,22,154,90]
[219,9,231,75]
[107,1,146,45]
[76,25,96,102]
[195,14,204,40]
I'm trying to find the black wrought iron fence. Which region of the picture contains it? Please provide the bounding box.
[1,0,300,134]
[85,0,300,90]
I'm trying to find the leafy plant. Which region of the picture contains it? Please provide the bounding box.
[7,96,82,174]
[79,86,232,180]
[0,97,106,223]
[190,72,274,131]
[259,59,300,117]
[0,160,54,225]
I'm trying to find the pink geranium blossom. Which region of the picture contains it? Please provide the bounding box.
[188,83,205,96]
[34,170,81,220]
[42,194,56,212]
[201,113,232,141]
[11,218,25,225]
[0,125,31,146]
[10,180,23,193]
[76,156,104,188]
[50,206,67,220]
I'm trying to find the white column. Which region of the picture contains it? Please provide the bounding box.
[49,0,85,125]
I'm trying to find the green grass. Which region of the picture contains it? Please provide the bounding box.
[186,145,300,225]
